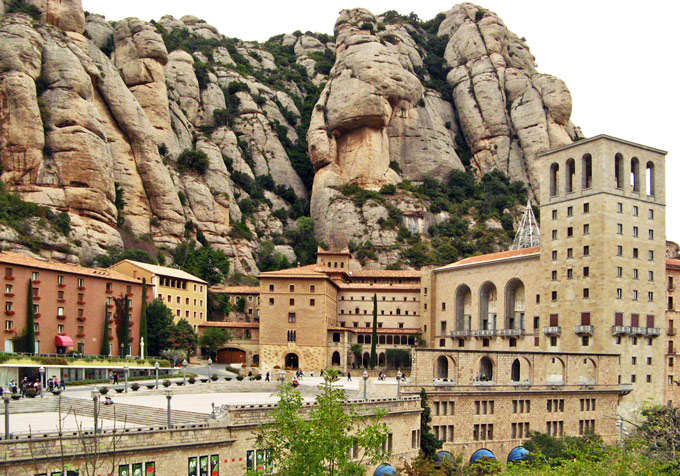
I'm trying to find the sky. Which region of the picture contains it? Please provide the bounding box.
[83,0,680,241]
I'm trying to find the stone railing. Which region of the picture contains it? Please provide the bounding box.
[611,325,631,336]
[543,326,561,336]
[574,325,594,335]
[646,327,661,337]
[497,328,524,337]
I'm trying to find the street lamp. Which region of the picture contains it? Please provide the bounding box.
[279,370,285,384]
[165,389,173,428]
[3,395,10,438]
[396,370,402,398]
[38,366,45,398]
[154,361,160,389]
[208,358,212,383]
[123,364,129,393]
[182,359,187,385]
[90,390,99,434]
[362,370,369,400]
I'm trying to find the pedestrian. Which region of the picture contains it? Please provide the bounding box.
[113,373,119,384]
[347,371,352,381]
[265,371,270,382]
[320,369,324,377]
[109,371,114,384]
[59,377,65,390]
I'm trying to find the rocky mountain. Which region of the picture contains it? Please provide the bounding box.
[0,0,581,273]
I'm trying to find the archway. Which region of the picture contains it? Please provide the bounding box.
[504,278,525,330]
[216,347,246,364]
[507,447,528,463]
[549,162,559,196]
[478,282,497,331]
[378,352,386,367]
[331,351,341,366]
[546,357,565,384]
[455,284,472,331]
[362,352,370,368]
[511,359,520,382]
[479,356,493,381]
[253,354,259,365]
[578,358,597,384]
[284,353,299,370]
[436,356,449,379]
[470,449,496,463]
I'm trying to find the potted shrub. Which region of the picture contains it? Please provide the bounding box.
[131,383,140,391]
[176,381,184,386]
[162,380,171,388]
[255,375,262,381]
[11,394,20,400]
[250,363,257,367]
[52,390,61,396]
[25,388,37,398]
[146,384,155,390]
[188,377,196,384]
[236,375,244,381]
[115,388,124,393]
[211,375,218,381]
[99,386,109,395]
[224,377,231,381]
[200,378,208,383]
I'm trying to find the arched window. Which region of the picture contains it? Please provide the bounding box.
[358,335,364,344]
[331,351,341,366]
[479,282,498,331]
[614,153,624,189]
[378,352,386,367]
[565,158,575,193]
[332,332,341,343]
[455,284,472,331]
[379,335,385,344]
[511,358,520,382]
[386,335,393,345]
[401,335,408,345]
[362,352,370,368]
[253,354,259,365]
[582,154,592,189]
[631,157,640,192]
[504,278,525,330]
[396,308,401,315]
[646,162,655,196]
[479,356,493,381]
[436,356,449,379]
[546,357,565,384]
[550,163,560,196]
[284,353,299,369]
[365,335,371,344]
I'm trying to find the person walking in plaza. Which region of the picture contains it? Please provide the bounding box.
[265,371,270,382]
[347,371,352,381]
[113,373,119,384]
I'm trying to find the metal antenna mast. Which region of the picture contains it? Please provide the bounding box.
[511,200,540,250]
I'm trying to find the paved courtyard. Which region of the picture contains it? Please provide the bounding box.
[0,412,140,434]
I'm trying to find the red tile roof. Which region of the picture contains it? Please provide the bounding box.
[337,283,420,291]
[438,246,540,270]
[210,286,259,294]
[667,258,680,269]
[0,251,140,283]
[199,321,259,328]
[327,326,420,334]
[348,269,420,278]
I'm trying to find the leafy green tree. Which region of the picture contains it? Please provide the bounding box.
[24,279,36,354]
[626,404,680,473]
[93,248,157,268]
[170,319,199,356]
[198,327,232,359]
[172,240,230,285]
[285,216,319,266]
[254,369,390,476]
[146,299,174,357]
[139,278,148,356]
[121,296,130,356]
[257,241,292,271]
[350,343,363,367]
[177,149,209,174]
[101,304,111,356]
[208,292,232,320]
[419,388,442,459]
[369,293,378,368]
[235,296,247,314]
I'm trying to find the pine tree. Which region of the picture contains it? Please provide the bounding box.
[139,278,148,356]
[101,303,110,356]
[369,293,378,368]
[121,295,130,356]
[419,388,442,458]
[25,279,35,354]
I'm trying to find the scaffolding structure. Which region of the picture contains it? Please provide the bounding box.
[510,200,540,250]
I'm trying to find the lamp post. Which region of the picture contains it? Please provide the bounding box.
[90,390,99,434]
[165,389,173,428]
[154,361,159,389]
[123,364,129,393]
[182,359,187,385]
[3,395,10,438]
[208,358,212,383]
[396,370,402,398]
[362,370,369,400]
[279,370,285,384]
[38,366,45,398]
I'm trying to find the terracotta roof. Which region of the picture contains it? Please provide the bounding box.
[317,246,350,255]
[259,264,338,278]
[667,258,680,269]
[211,286,259,294]
[437,246,540,270]
[199,321,259,328]
[0,251,140,284]
[348,269,420,278]
[327,326,420,334]
[114,259,207,284]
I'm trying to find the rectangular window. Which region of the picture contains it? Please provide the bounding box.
[567,227,573,237]
[567,206,573,217]
[633,205,639,216]
[288,313,296,323]
[617,223,623,234]
[583,266,589,277]
[310,299,315,306]
[649,250,654,261]
[617,202,623,213]
[583,245,590,256]
[616,288,623,299]
[617,246,623,256]
[583,203,590,213]
[77,278,84,287]
[583,224,589,234]
[552,209,557,219]
[269,298,274,305]
[269,284,274,292]
[551,291,557,301]
[567,269,573,279]
[57,275,64,285]
[649,209,654,219]
[289,298,295,306]
[287,330,296,342]
[583,288,590,299]
[551,270,557,281]
[567,248,573,258]
[4,268,12,278]
[633,269,639,279]
[289,285,295,292]
[633,290,638,301]
[617,267,622,277]
[649,271,654,281]
[649,229,654,240]
[633,248,639,258]
[552,230,557,240]
[58,324,64,333]
[633,226,639,237]
[441,302,446,311]
[648,292,654,302]
[31,271,39,281]
[551,250,557,261]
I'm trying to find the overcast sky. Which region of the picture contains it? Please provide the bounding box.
[83,0,680,241]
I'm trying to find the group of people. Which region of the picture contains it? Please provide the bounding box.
[0,375,61,397]
[108,371,120,384]
[47,376,65,392]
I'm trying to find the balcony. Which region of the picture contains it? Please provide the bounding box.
[3,293,14,297]
[497,328,524,337]
[646,327,661,337]
[612,325,631,336]
[451,329,472,338]
[76,317,87,322]
[57,315,66,320]
[574,325,594,336]
[77,301,86,305]
[4,328,15,334]
[630,327,647,336]
[472,329,497,337]
[4,310,15,316]
[543,326,561,336]
[668,328,677,336]
[34,313,41,318]
[3,275,14,280]
[76,333,85,338]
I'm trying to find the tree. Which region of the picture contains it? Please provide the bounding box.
[170,319,198,356]
[121,296,130,356]
[419,388,443,459]
[236,296,246,314]
[172,240,230,285]
[369,293,378,368]
[350,343,362,367]
[146,299,174,357]
[626,404,680,473]
[198,327,232,359]
[101,304,111,356]
[24,279,36,354]
[254,369,390,476]
[139,278,148,356]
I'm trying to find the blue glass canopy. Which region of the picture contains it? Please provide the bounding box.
[435,451,453,463]
[373,464,397,476]
[470,448,496,462]
[507,446,529,462]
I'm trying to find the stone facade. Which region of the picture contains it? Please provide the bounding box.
[665,258,680,405]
